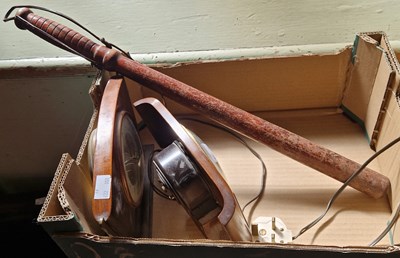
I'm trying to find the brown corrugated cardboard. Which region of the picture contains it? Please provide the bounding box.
[37,31,400,256]
[342,32,398,150]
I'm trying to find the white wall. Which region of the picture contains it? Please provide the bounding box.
[1,0,400,62]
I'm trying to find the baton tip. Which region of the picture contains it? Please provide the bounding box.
[14,7,33,30]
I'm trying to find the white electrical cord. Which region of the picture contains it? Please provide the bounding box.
[292,135,400,244]
[369,201,400,246]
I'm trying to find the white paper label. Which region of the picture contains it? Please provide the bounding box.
[94,175,111,199]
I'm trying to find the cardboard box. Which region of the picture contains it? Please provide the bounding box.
[37,31,400,257]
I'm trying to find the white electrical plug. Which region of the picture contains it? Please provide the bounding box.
[251,216,293,243]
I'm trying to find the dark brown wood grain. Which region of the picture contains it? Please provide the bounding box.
[92,76,149,237]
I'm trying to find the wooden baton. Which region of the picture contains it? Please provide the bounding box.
[6,7,391,199]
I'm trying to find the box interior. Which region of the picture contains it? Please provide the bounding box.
[37,32,400,251]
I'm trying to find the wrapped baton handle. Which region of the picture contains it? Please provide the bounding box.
[8,7,390,199]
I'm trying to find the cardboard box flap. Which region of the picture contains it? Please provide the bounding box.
[52,232,400,257]
[140,49,352,115]
[37,151,104,236]
[342,32,400,244]
[57,152,104,236]
[74,109,99,174]
[374,89,400,243]
[342,32,383,125]
[342,32,398,150]
[88,70,113,110]
[36,153,83,234]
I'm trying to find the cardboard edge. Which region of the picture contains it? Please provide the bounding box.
[374,89,400,243]
[341,32,400,242]
[380,33,400,91]
[341,32,383,141]
[75,109,99,173]
[341,31,400,150]
[75,69,110,184]
[365,32,399,150]
[56,158,81,227]
[37,153,73,223]
[88,70,114,110]
[52,232,400,257]
[36,153,82,234]
[76,69,110,168]
[58,153,106,236]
